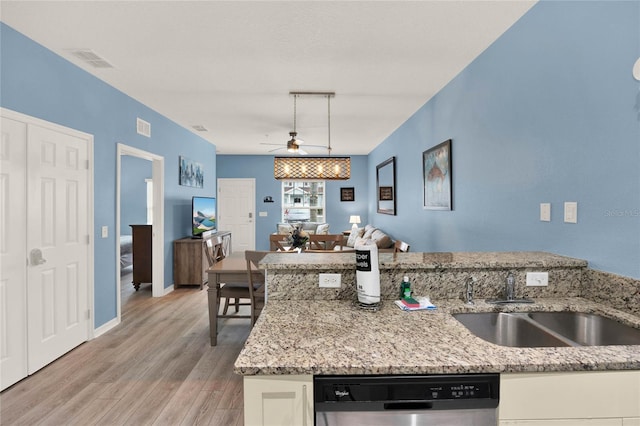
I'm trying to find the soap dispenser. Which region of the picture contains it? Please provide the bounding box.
[400,276,411,299]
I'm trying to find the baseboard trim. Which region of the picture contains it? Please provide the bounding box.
[93,317,120,339]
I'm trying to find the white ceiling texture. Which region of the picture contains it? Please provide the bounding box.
[1,1,536,155]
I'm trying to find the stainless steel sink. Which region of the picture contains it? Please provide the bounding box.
[453,311,640,347]
[452,312,572,347]
[528,312,640,346]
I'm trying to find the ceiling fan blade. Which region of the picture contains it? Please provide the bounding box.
[261,142,284,147]
[298,148,308,155]
[268,146,285,152]
[300,143,327,148]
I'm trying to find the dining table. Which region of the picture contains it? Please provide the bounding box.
[206,252,257,346]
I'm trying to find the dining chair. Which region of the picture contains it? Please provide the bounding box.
[245,250,271,326]
[204,234,224,265]
[269,234,291,251]
[394,240,411,253]
[204,235,250,315]
[309,234,344,251]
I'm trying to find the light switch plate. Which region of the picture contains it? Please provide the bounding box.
[101,226,108,238]
[540,203,551,222]
[564,202,578,223]
[319,273,341,288]
[526,272,549,286]
[259,211,268,217]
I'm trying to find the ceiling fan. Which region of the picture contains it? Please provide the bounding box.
[261,93,328,155]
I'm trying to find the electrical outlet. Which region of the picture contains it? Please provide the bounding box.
[540,203,551,222]
[319,273,341,288]
[564,202,578,223]
[526,272,548,286]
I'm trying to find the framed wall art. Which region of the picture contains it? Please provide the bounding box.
[423,139,452,210]
[376,156,396,215]
[340,187,355,202]
[179,156,204,188]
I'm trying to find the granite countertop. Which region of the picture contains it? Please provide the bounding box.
[260,251,588,270]
[234,297,640,376]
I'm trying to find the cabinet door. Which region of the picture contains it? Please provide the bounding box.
[501,420,622,425]
[500,371,640,422]
[243,375,313,426]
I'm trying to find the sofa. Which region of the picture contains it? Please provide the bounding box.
[275,222,330,235]
[274,222,396,251]
[343,224,394,250]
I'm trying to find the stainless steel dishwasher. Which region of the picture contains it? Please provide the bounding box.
[314,374,499,426]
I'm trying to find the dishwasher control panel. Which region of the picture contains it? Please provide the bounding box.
[319,379,493,402]
[314,374,500,412]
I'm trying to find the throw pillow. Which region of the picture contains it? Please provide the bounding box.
[315,223,330,235]
[362,226,377,240]
[371,229,393,248]
[277,224,293,235]
[346,227,365,247]
[353,236,374,248]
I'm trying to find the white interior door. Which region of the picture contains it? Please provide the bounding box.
[217,178,255,252]
[25,123,90,374]
[0,117,29,390]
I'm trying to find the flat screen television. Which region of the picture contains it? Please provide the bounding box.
[192,196,216,238]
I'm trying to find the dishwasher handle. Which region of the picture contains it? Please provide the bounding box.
[383,402,434,411]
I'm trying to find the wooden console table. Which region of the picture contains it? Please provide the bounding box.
[174,231,231,289]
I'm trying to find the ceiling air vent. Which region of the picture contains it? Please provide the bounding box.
[68,48,114,68]
[192,125,208,132]
[137,118,151,138]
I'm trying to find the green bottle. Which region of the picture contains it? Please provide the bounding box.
[400,275,411,299]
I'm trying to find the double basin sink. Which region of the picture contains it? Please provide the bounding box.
[453,311,640,347]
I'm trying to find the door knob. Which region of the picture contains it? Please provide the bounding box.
[29,248,47,266]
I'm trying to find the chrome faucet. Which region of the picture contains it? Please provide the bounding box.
[464,276,476,305]
[505,272,515,301]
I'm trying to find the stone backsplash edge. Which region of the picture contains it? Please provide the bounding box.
[582,269,640,316]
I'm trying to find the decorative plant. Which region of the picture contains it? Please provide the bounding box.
[288,224,309,249]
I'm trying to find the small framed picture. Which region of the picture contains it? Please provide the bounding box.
[340,187,355,202]
[423,139,452,210]
[379,186,394,201]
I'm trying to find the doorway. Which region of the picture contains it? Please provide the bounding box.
[217,178,256,251]
[116,144,165,324]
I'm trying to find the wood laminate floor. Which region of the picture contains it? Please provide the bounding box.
[0,274,251,425]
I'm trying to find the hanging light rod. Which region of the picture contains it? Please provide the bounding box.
[289,91,335,97]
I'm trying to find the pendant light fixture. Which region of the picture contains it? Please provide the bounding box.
[287,94,302,153]
[274,91,351,180]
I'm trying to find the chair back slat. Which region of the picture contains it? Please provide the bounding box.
[308,234,343,251]
[204,234,225,266]
[269,234,291,251]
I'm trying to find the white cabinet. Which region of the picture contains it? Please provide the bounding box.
[499,371,640,425]
[243,375,313,426]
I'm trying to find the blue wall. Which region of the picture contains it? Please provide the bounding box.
[368,1,640,279]
[217,155,369,250]
[1,23,217,327]
[121,156,152,234]
[2,0,638,335]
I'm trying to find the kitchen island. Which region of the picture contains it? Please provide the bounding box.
[234,252,640,425]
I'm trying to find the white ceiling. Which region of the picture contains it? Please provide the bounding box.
[1,0,536,155]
